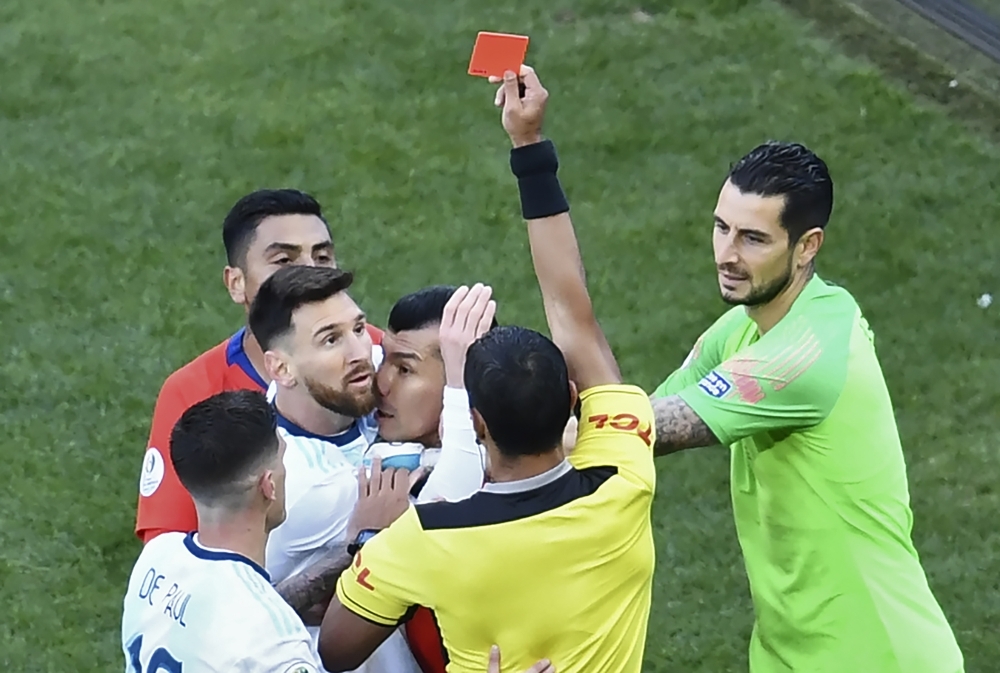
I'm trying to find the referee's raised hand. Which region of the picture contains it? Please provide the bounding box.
[487,645,555,673]
[490,65,548,148]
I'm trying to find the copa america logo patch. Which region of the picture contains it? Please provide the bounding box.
[697,371,732,399]
[138,448,165,497]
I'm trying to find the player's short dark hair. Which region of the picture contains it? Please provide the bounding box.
[387,285,500,334]
[727,141,834,243]
[170,390,279,508]
[464,326,570,457]
[248,265,354,351]
[222,188,329,267]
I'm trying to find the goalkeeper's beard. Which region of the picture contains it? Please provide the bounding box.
[720,254,795,307]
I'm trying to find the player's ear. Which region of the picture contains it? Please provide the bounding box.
[259,468,277,502]
[795,228,824,270]
[567,380,579,418]
[224,265,247,306]
[265,350,296,388]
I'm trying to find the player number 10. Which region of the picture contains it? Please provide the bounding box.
[127,635,183,673]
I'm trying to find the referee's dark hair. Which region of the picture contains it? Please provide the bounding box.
[222,188,329,268]
[249,266,355,352]
[727,141,833,244]
[170,390,279,508]
[464,326,571,457]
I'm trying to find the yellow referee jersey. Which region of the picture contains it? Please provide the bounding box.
[336,384,656,673]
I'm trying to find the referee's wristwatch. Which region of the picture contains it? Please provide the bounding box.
[348,529,380,556]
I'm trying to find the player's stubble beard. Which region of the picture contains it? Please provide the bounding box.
[720,251,795,307]
[303,365,378,419]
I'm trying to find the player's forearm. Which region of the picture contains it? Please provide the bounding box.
[419,387,485,503]
[651,395,720,457]
[274,544,353,625]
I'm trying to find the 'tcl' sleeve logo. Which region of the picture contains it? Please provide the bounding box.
[587,413,653,447]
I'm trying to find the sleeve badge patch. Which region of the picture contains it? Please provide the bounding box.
[697,371,732,399]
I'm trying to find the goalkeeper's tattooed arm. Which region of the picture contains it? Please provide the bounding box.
[651,395,719,457]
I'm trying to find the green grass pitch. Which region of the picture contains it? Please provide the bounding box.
[1,0,998,670]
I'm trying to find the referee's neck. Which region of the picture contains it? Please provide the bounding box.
[487,448,564,484]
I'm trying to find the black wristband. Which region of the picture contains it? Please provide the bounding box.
[510,139,559,178]
[510,140,570,220]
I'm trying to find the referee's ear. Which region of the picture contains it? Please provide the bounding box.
[471,408,489,445]
[569,381,580,419]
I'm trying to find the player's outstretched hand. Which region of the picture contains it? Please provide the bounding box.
[346,456,423,539]
[439,283,497,389]
[489,65,548,148]
[487,645,555,673]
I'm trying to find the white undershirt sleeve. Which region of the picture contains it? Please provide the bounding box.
[416,386,485,503]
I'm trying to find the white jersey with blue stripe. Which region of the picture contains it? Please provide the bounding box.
[121,532,318,673]
[265,412,378,583]
[265,411,421,673]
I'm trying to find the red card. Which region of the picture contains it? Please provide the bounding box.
[467,32,530,79]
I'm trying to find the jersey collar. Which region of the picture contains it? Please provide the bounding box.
[183,532,271,582]
[226,327,269,391]
[481,459,573,494]
[790,272,828,305]
[275,410,362,447]
[754,273,829,333]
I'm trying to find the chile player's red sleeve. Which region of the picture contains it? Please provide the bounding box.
[134,373,199,543]
[405,608,448,673]
[366,323,384,345]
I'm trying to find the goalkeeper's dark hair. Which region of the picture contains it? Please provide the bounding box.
[728,141,833,243]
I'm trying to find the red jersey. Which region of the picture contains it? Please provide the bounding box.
[406,610,449,673]
[134,324,384,543]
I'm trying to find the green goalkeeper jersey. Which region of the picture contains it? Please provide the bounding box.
[653,274,963,673]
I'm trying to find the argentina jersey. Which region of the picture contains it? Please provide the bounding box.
[121,532,318,673]
[264,339,381,469]
[265,410,420,673]
[265,411,374,583]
